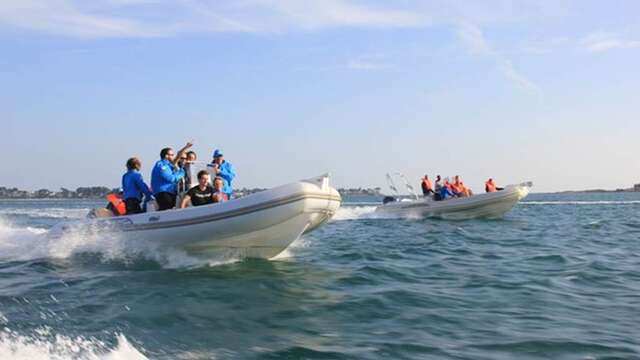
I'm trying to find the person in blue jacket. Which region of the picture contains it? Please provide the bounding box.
[122,157,154,214]
[208,149,235,197]
[151,144,190,210]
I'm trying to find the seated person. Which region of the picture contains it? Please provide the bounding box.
[212,176,229,203]
[421,174,434,197]
[451,175,471,197]
[180,170,215,208]
[485,178,504,192]
[440,180,455,200]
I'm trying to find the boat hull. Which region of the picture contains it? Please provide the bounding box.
[49,175,341,259]
[376,184,529,220]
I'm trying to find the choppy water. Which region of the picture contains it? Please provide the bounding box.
[0,193,639,359]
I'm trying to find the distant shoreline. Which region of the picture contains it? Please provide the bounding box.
[0,186,384,199]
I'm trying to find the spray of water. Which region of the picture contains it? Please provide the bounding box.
[0,327,147,360]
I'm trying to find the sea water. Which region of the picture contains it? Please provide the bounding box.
[0,193,638,359]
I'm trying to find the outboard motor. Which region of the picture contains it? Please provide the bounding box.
[382,196,397,205]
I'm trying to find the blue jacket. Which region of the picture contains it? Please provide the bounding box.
[440,186,454,200]
[122,170,153,201]
[209,161,236,195]
[151,159,185,195]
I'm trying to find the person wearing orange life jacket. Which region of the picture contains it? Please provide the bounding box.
[451,175,471,197]
[106,192,126,216]
[485,178,504,193]
[421,174,434,197]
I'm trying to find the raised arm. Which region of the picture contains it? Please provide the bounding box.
[159,164,185,183]
[172,141,194,166]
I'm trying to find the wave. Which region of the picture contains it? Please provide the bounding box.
[521,200,640,205]
[0,219,241,269]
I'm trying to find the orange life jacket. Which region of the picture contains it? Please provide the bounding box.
[421,178,433,192]
[451,181,463,193]
[106,193,127,216]
[485,180,497,193]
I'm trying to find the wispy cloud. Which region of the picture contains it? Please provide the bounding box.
[345,58,388,70]
[455,22,493,55]
[453,21,539,94]
[0,0,425,37]
[499,61,540,93]
[580,32,640,52]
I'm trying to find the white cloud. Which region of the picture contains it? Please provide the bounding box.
[455,22,493,55]
[0,0,425,37]
[499,61,540,93]
[580,32,640,52]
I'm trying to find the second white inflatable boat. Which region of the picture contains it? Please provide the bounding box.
[376,183,531,220]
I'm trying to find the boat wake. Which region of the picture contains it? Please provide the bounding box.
[0,219,242,269]
[331,205,384,221]
[0,208,92,221]
[521,200,640,205]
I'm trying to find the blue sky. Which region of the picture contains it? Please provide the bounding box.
[1,0,639,192]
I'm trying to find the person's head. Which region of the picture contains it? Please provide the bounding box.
[212,149,224,164]
[126,157,141,171]
[454,175,460,182]
[213,176,224,191]
[488,178,494,184]
[160,147,174,161]
[436,175,441,181]
[424,174,429,179]
[197,170,210,187]
[178,154,187,166]
[187,151,197,162]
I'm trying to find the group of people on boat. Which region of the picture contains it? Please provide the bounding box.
[420,175,503,200]
[111,142,236,216]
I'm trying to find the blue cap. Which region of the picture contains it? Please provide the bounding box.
[212,149,224,158]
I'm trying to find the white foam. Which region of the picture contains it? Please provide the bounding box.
[331,206,379,221]
[521,200,640,205]
[270,237,311,261]
[0,208,91,220]
[0,328,147,360]
[0,218,241,269]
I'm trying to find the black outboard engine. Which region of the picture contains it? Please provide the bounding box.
[382,196,397,205]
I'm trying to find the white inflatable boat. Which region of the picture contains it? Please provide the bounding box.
[376,182,532,220]
[48,175,341,259]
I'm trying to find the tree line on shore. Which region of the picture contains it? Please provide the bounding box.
[0,185,384,199]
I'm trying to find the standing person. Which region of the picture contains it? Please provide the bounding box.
[151,144,191,211]
[421,175,434,197]
[180,170,215,208]
[212,176,229,203]
[208,149,235,198]
[183,151,197,189]
[122,157,153,214]
[433,175,443,200]
[434,175,443,192]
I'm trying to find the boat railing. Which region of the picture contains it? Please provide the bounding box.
[386,172,420,200]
